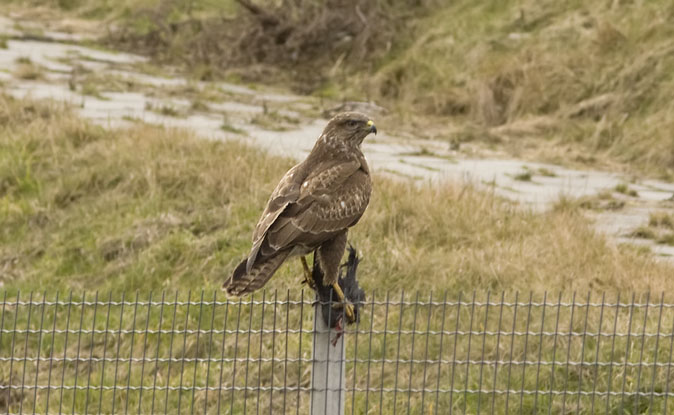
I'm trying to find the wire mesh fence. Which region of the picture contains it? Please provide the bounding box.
[0,290,673,414]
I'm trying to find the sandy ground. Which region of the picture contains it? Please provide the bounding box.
[2,14,674,260]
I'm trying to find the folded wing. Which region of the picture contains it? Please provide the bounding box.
[224,160,371,295]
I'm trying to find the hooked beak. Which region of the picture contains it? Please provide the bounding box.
[367,120,377,135]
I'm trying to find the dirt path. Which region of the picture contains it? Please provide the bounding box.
[2,15,674,260]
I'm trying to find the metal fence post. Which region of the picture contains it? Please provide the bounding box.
[311,300,346,415]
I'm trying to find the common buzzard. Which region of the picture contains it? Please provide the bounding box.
[223,112,377,321]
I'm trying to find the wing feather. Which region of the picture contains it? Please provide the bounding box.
[244,156,371,280]
[264,167,371,251]
[247,165,301,272]
[252,165,302,243]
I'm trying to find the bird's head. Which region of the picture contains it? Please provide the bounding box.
[321,111,377,147]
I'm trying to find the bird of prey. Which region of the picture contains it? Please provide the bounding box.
[223,112,377,321]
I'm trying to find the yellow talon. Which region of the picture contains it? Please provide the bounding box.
[300,256,315,289]
[331,282,356,323]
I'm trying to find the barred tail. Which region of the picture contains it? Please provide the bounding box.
[223,250,291,295]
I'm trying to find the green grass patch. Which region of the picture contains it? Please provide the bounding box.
[80,81,107,99]
[657,233,674,246]
[250,110,299,131]
[1,94,672,295]
[220,122,246,135]
[629,226,657,240]
[10,0,674,178]
[649,211,674,229]
[1,95,674,414]
[537,167,556,177]
[513,171,532,182]
[145,101,183,117]
[628,212,674,245]
[13,57,43,80]
[614,183,639,197]
[190,99,209,112]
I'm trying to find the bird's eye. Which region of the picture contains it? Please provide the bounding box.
[347,120,358,128]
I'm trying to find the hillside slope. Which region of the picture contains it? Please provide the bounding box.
[6,1,673,175]
[1,95,672,294]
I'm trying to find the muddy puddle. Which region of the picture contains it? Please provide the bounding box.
[2,15,673,260]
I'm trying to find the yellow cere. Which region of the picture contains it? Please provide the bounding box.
[367,120,374,127]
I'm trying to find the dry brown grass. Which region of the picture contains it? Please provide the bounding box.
[1,93,672,296]
[365,1,674,177]
[3,94,674,414]
[13,57,43,80]
[649,211,674,229]
[104,0,426,88]
[355,181,674,294]
[9,1,674,177]
[629,211,674,246]
[0,94,289,292]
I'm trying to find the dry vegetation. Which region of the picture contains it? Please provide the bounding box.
[105,0,421,87]
[1,94,672,295]
[6,0,674,179]
[3,2,674,411]
[2,95,674,413]
[629,211,674,246]
[12,56,43,80]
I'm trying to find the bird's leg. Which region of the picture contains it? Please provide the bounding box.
[300,256,315,289]
[331,282,355,324]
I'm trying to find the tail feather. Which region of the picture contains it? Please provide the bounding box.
[223,250,291,295]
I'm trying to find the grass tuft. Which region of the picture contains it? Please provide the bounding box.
[629,226,657,240]
[250,110,299,131]
[1,94,673,295]
[13,57,43,80]
[220,122,246,135]
[614,183,639,197]
[628,212,674,246]
[9,1,674,178]
[658,233,674,246]
[649,211,674,229]
[80,80,106,99]
[513,171,532,182]
[1,94,673,414]
[145,101,182,117]
[537,167,556,177]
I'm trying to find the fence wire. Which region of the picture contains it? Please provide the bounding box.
[0,290,673,414]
